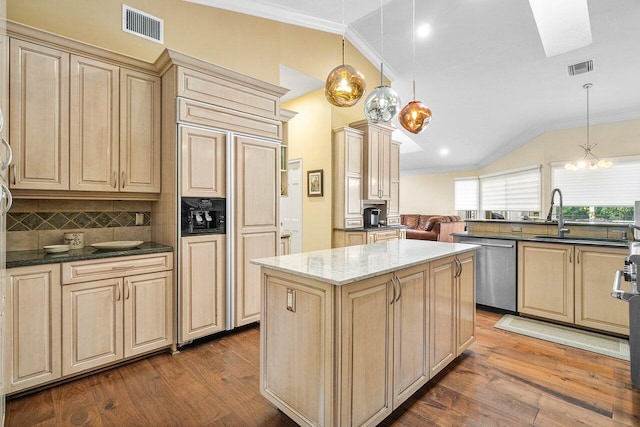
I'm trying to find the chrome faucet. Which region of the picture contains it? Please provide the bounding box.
[550,188,570,238]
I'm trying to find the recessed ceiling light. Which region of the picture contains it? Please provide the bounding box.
[439,148,449,156]
[417,23,432,39]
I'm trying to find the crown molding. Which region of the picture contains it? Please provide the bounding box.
[345,27,399,82]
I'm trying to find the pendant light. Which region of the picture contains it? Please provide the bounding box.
[399,0,432,134]
[364,0,401,123]
[564,83,612,170]
[324,0,366,107]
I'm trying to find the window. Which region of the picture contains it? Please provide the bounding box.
[479,165,541,212]
[551,156,640,222]
[454,177,479,211]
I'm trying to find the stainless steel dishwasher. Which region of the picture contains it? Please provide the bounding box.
[455,236,517,312]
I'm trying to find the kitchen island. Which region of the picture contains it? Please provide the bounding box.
[252,240,477,427]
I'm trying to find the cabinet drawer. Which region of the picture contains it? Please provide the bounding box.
[345,218,364,228]
[371,230,400,241]
[387,216,400,226]
[178,98,281,140]
[62,252,173,284]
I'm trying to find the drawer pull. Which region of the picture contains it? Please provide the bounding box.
[116,283,121,301]
[111,265,136,270]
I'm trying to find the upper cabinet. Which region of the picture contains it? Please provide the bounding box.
[388,141,401,225]
[332,126,364,230]
[350,120,393,201]
[9,39,69,191]
[8,30,161,198]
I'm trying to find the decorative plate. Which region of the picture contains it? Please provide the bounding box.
[43,244,70,253]
[91,241,144,250]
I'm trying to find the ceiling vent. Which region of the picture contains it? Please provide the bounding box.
[122,5,164,44]
[568,60,593,76]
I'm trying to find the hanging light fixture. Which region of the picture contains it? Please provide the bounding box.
[364,0,401,123]
[324,0,366,107]
[399,0,432,134]
[564,83,612,170]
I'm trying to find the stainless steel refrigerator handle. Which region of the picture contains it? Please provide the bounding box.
[0,137,12,171]
[1,183,12,214]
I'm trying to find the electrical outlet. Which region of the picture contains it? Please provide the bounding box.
[135,213,144,226]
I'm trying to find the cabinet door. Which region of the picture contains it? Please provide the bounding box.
[340,274,393,426]
[180,235,226,342]
[234,135,278,326]
[344,129,363,223]
[69,55,119,191]
[179,125,226,197]
[429,256,456,377]
[124,271,173,357]
[575,246,629,335]
[5,265,61,393]
[456,252,475,355]
[120,69,161,193]
[364,128,382,200]
[62,278,123,375]
[9,39,69,190]
[379,129,391,200]
[393,263,429,407]
[388,142,400,224]
[518,242,574,323]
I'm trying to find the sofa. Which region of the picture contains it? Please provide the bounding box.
[400,214,465,243]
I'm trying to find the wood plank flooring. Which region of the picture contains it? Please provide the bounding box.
[6,310,640,426]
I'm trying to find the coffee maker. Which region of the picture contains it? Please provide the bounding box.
[363,207,381,228]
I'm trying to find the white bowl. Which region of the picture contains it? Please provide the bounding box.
[43,244,70,253]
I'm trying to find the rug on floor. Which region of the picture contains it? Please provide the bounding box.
[494,314,630,361]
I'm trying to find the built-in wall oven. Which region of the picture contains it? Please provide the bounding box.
[181,197,226,236]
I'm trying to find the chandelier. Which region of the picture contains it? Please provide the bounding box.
[565,83,612,170]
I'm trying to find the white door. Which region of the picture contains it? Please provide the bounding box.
[281,158,302,253]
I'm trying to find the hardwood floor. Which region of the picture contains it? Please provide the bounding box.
[6,310,640,426]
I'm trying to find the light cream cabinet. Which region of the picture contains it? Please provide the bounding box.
[350,120,393,201]
[518,242,574,323]
[179,125,226,198]
[333,228,406,247]
[429,256,456,377]
[456,252,476,355]
[518,242,627,334]
[234,135,279,326]
[574,246,628,335]
[9,38,69,190]
[388,141,401,225]
[332,127,364,229]
[5,264,61,393]
[61,253,173,376]
[179,235,226,343]
[69,55,119,191]
[9,36,161,195]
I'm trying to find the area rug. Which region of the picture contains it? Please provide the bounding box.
[495,314,630,361]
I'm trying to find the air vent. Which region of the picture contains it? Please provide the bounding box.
[122,5,164,44]
[568,60,593,76]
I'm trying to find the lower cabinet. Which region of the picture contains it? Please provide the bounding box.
[332,228,406,248]
[5,252,174,394]
[260,254,474,427]
[62,270,173,376]
[5,264,61,393]
[179,234,226,343]
[518,242,628,335]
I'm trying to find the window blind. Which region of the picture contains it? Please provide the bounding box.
[454,178,479,210]
[480,166,541,211]
[551,157,640,206]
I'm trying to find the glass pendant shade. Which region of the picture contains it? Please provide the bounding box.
[399,100,432,134]
[364,85,401,123]
[325,64,366,107]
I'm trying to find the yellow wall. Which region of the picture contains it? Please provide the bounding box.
[8,0,386,252]
[400,119,640,215]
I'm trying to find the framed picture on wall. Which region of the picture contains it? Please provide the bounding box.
[307,169,323,197]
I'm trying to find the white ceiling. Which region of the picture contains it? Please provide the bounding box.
[186,0,640,174]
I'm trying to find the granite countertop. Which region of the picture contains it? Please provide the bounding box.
[7,242,173,269]
[333,225,408,232]
[452,231,629,248]
[251,239,477,286]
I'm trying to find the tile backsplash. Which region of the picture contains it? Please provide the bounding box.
[7,199,153,252]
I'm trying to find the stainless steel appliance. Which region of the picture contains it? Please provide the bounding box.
[612,223,640,387]
[456,236,517,312]
[181,197,226,236]
[363,207,381,228]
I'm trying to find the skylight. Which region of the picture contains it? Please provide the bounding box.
[529,0,592,57]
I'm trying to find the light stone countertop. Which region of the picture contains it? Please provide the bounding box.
[251,239,478,286]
